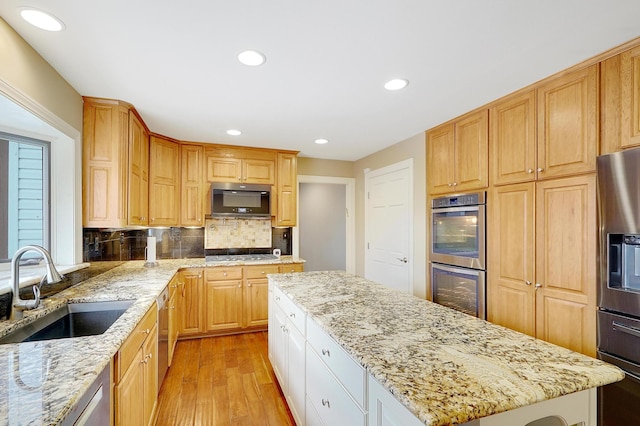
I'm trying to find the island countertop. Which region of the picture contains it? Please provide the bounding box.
[268,270,624,425]
[0,256,304,425]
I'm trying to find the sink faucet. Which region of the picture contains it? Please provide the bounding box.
[10,245,63,320]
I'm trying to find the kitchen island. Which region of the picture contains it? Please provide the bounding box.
[268,271,624,425]
[0,256,304,425]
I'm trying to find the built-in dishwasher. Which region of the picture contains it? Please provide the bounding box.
[61,363,110,425]
[157,285,169,392]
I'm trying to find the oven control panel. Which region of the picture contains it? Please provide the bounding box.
[432,192,486,208]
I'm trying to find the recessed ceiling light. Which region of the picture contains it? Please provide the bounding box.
[238,50,266,66]
[19,8,65,31]
[315,139,329,145]
[384,78,409,91]
[226,129,242,136]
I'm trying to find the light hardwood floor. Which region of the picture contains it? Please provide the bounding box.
[155,331,295,425]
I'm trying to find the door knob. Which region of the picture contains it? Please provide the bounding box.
[396,257,408,263]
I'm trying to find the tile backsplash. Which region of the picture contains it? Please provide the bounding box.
[204,218,271,249]
[83,220,290,262]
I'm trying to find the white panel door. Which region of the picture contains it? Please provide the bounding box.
[365,159,413,294]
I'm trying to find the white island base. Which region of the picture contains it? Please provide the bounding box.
[369,375,594,426]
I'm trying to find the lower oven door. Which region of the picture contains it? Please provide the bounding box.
[430,263,485,319]
[598,351,640,426]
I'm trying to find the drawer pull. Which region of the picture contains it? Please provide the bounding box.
[613,321,640,339]
[289,313,296,318]
[223,272,227,277]
[321,348,330,357]
[143,328,150,335]
[261,271,266,274]
[275,296,280,301]
[321,399,330,408]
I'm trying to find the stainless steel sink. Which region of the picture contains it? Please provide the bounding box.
[0,300,134,344]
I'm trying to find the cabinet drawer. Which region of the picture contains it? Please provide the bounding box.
[307,317,366,408]
[306,345,366,426]
[245,264,280,279]
[279,263,304,273]
[273,286,306,335]
[206,267,242,281]
[115,303,157,382]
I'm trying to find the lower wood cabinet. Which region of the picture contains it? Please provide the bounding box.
[205,267,244,332]
[178,268,204,336]
[168,276,179,365]
[114,303,158,426]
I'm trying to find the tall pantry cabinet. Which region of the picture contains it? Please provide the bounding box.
[487,65,598,356]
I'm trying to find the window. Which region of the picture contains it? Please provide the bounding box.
[0,132,50,261]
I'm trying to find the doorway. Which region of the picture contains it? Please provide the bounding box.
[294,176,355,273]
[364,159,413,294]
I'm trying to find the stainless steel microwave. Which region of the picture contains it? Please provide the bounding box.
[209,182,271,218]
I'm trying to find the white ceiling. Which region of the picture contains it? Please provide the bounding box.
[1,1,640,161]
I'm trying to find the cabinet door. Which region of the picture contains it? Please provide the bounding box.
[181,144,204,226]
[243,158,275,184]
[149,135,180,226]
[426,123,455,194]
[454,109,488,192]
[269,301,287,387]
[488,183,536,337]
[245,278,269,327]
[178,269,203,336]
[536,65,598,179]
[82,101,129,228]
[287,323,306,425]
[535,175,596,356]
[621,45,640,149]
[116,347,145,426]
[368,375,423,426]
[276,153,298,226]
[490,91,537,185]
[206,156,242,183]
[143,325,158,426]
[128,112,149,225]
[205,279,243,331]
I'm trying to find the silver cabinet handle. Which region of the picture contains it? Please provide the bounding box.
[289,313,295,318]
[321,399,330,408]
[525,280,532,286]
[321,348,330,357]
[527,168,533,174]
[535,283,542,290]
[396,257,408,263]
[537,168,544,172]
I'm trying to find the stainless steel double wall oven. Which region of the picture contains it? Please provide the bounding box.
[597,146,640,425]
[429,192,486,319]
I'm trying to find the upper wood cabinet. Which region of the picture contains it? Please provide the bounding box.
[83,97,149,228]
[427,109,488,195]
[536,65,598,179]
[205,146,276,185]
[180,143,204,226]
[149,135,180,227]
[490,90,537,185]
[275,152,298,226]
[601,44,640,154]
[128,112,150,226]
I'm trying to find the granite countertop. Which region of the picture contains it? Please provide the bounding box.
[268,271,625,426]
[0,256,304,425]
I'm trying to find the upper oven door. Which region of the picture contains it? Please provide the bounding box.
[430,205,486,270]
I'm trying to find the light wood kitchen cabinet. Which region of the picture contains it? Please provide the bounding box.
[536,64,598,179]
[82,98,136,228]
[488,183,536,337]
[127,111,150,226]
[114,303,158,426]
[180,143,204,226]
[535,175,596,356]
[204,267,244,332]
[427,109,488,195]
[490,90,537,185]
[245,264,280,328]
[601,44,640,154]
[275,152,298,226]
[149,135,180,226]
[279,263,304,273]
[178,268,204,336]
[488,175,596,356]
[205,146,276,185]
